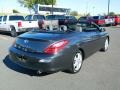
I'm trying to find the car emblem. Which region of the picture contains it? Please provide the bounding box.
[24,40,29,44]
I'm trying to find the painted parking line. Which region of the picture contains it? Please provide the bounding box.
[0,36,9,41]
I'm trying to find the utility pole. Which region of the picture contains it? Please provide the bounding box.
[108,0,110,15]
[51,0,53,15]
[85,2,88,16]
[92,6,95,16]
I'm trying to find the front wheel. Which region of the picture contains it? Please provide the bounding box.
[69,51,83,74]
[101,38,109,52]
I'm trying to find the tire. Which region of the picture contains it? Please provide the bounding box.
[69,50,83,74]
[101,38,109,52]
[10,27,17,37]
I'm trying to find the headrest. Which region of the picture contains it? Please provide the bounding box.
[76,24,82,32]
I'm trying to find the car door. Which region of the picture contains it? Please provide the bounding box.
[89,23,102,51]
[80,22,101,56]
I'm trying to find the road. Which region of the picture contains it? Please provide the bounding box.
[0,27,120,90]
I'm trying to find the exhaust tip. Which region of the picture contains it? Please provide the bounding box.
[37,70,42,74]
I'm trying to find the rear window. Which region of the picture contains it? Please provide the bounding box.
[105,16,107,19]
[33,15,45,20]
[9,16,24,21]
[55,15,65,19]
[46,15,65,20]
[25,15,32,21]
[93,16,99,19]
[66,16,76,20]
[93,16,105,19]
[46,15,55,20]
[79,17,87,20]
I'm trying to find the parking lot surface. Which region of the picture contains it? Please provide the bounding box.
[0,27,120,90]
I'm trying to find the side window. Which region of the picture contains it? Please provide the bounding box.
[0,16,2,22]
[83,23,99,31]
[100,16,105,19]
[3,16,7,21]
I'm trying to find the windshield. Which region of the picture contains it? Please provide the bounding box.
[9,16,24,21]
[33,15,45,20]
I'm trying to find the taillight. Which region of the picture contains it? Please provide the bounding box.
[97,20,102,24]
[18,22,22,27]
[38,20,44,29]
[42,20,44,28]
[44,40,68,54]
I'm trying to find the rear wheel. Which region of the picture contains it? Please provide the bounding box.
[10,27,17,37]
[69,51,83,74]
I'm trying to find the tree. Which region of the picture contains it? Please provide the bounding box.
[70,11,78,16]
[109,12,116,16]
[13,9,20,13]
[86,13,90,16]
[35,0,56,5]
[18,0,56,13]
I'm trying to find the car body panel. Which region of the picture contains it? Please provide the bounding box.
[9,22,109,72]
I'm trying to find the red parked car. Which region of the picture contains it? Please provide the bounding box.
[111,15,120,26]
[92,16,105,26]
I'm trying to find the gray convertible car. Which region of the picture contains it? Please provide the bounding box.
[9,21,109,74]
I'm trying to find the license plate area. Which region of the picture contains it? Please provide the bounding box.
[16,55,27,63]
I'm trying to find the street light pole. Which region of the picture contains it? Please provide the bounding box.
[108,0,110,15]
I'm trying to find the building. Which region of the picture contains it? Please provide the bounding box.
[33,4,70,15]
[0,8,13,14]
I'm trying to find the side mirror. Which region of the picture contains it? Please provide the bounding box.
[100,27,106,32]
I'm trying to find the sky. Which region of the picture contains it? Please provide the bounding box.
[0,0,119,15]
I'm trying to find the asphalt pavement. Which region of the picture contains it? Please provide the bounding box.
[0,27,120,90]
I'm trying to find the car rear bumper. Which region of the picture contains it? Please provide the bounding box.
[17,28,27,32]
[17,27,39,32]
[9,47,71,72]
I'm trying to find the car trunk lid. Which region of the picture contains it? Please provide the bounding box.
[15,32,65,53]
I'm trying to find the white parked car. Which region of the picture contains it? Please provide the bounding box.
[24,14,45,29]
[0,15,41,37]
[104,16,115,26]
[38,15,59,30]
